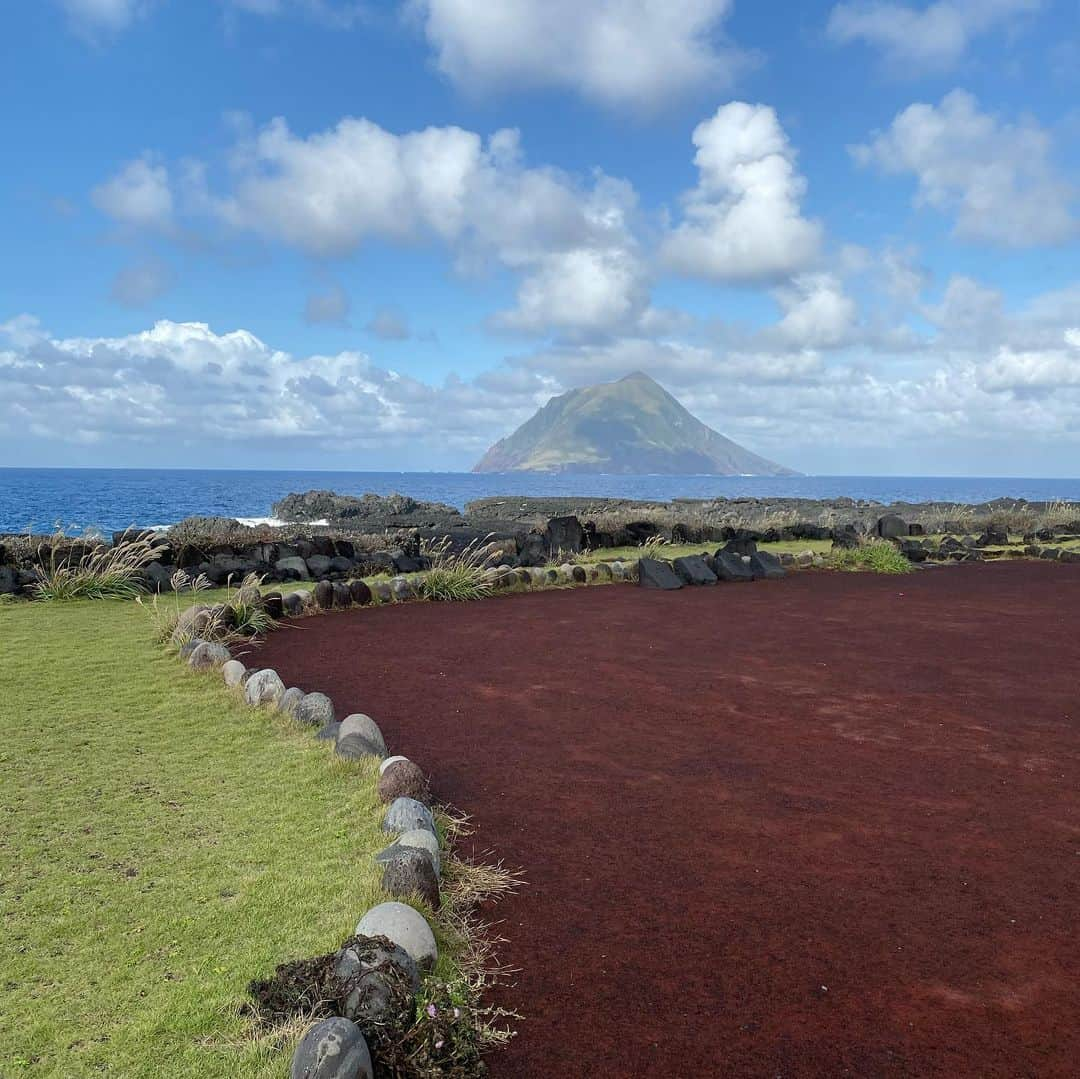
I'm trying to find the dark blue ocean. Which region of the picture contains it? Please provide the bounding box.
[2,468,1080,534]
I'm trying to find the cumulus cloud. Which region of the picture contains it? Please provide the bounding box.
[980,330,1080,391]
[0,319,549,461]
[827,0,1041,73]
[774,274,857,349]
[853,90,1075,246]
[366,307,411,340]
[110,258,174,307]
[414,0,750,109]
[304,283,351,325]
[208,116,649,335]
[6,285,1080,471]
[91,155,174,231]
[660,103,822,282]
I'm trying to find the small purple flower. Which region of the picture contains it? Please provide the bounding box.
[435,1039,444,1050]
[426,1003,437,1018]
[453,1007,461,1019]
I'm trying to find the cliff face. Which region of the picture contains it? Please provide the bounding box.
[473,372,798,476]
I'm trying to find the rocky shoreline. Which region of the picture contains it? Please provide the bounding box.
[3,489,1080,599]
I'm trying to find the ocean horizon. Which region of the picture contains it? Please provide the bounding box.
[3,467,1080,534]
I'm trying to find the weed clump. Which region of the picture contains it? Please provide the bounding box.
[417,536,499,602]
[830,540,914,574]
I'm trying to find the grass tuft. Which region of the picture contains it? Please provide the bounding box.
[830,540,914,574]
[31,527,165,601]
[417,537,499,602]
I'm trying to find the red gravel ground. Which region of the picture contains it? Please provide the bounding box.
[256,562,1080,1078]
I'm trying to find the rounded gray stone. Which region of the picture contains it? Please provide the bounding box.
[188,641,231,671]
[177,637,205,661]
[378,754,409,775]
[595,562,613,580]
[279,686,305,719]
[370,581,392,603]
[383,796,435,837]
[389,577,412,601]
[610,561,626,580]
[315,721,341,742]
[245,668,285,707]
[337,714,387,759]
[296,691,335,727]
[354,902,438,971]
[222,659,247,687]
[290,1017,373,1079]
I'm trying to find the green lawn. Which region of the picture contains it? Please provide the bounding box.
[580,538,833,563]
[0,597,453,1078]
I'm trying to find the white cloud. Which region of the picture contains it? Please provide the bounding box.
[495,247,650,335]
[218,117,484,254]
[0,319,548,460]
[304,283,351,325]
[414,0,749,108]
[774,273,857,348]
[980,330,1080,391]
[208,115,649,335]
[7,282,1080,471]
[827,0,1041,73]
[660,102,822,282]
[110,258,174,307]
[853,90,1075,246]
[91,155,174,231]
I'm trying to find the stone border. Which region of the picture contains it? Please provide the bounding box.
[177,558,655,1076]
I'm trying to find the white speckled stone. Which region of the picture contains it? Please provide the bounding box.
[245,668,285,707]
[222,659,247,686]
[378,754,409,775]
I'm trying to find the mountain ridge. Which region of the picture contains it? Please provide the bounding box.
[472,372,799,476]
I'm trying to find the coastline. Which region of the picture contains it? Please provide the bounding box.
[4,467,1080,534]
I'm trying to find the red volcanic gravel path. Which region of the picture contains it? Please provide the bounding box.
[256,563,1080,1078]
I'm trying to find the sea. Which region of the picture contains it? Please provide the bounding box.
[2,468,1080,534]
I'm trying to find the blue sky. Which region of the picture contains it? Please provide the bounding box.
[1,0,1078,474]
